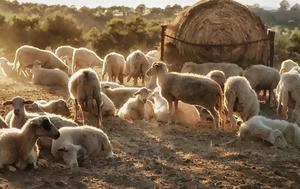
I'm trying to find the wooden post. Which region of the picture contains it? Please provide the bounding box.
[268,30,275,68]
[268,29,275,104]
[160,25,167,61]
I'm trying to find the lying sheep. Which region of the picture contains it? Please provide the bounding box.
[54,45,76,66]
[72,47,103,73]
[181,62,243,78]
[69,68,103,127]
[102,86,140,108]
[243,64,280,106]
[118,88,152,122]
[0,116,60,171]
[206,70,226,90]
[13,45,68,75]
[0,57,28,80]
[147,62,224,128]
[125,50,150,85]
[0,116,8,128]
[239,116,288,148]
[102,52,125,84]
[279,59,298,74]
[100,81,124,89]
[224,76,260,127]
[101,93,116,117]
[51,126,113,168]
[32,64,69,86]
[150,88,201,127]
[26,99,70,117]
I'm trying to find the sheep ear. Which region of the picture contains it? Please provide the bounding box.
[103,85,110,89]
[3,101,12,106]
[134,91,140,96]
[24,100,34,104]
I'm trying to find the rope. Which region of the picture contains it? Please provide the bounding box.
[165,34,269,47]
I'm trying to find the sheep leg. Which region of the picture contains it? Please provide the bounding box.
[167,100,174,124]
[173,100,178,125]
[74,99,79,121]
[7,165,17,172]
[118,73,124,84]
[207,107,219,129]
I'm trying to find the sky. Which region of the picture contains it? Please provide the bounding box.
[16,0,299,9]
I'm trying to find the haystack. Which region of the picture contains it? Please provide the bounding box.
[164,0,270,71]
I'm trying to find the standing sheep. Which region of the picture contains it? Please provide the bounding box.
[118,87,152,122]
[32,64,69,86]
[279,59,298,74]
[125,50,150,85]
[68,68,103,127]
[224,76,260,127]
[72,47,103,73]
[51,126,113,168]
[243,64,280,106]
[206,70,226,90]
[0,116,60,171]
[102,52,125,84]
[181,62,243,78]
[146,62,224,129]
[0,57,28,80]
[54,45,76,66]
[13,45,68,75]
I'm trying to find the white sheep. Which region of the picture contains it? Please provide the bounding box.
[243,64,280,106]
[181,62,243,78]
[68,68,103,127]
[224,76,260,127]
[13,45,68,76]
[0,57,28,80]
[118,87,152,122]
[147,62,224,129]
[51,126,113,168]
[100,81,124,89]
[102,86,140,108]
[206,70,226,90]
[0,116,60,171]
[26,99,71,117]
[150,88,201,127]
[279,59,298,74]
[102,52,125,84]
[124,50,150,85]
[146,50,159,59]
[54,45,76,66]
[72,47,103,73]
[32,64,69,86]
[239,116,288,148]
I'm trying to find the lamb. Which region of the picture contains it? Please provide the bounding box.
[26,99,71,117]
[181,62,243,78]
[206,70,226,90]
[238,116,288,148]
[0,57,28,80]
[118,87,152,122]
[100,81,124,89]
[102,52,125,84]
[72,47,103,73]
[51,126,113,168]
[102,86,140,108]
[0,116,60,171]
[279,59,298,74]
[32,64,69,86]
[54,45,76,66]
[13,45,68,75]
[243,64,280,106]
[0,116,8,128]
[146,62,224,128]
[124,50,151,85]
[224,76,260,127]
[68,68,103,127]
[150,88,201,127]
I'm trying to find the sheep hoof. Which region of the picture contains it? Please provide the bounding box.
[8,165,17,172]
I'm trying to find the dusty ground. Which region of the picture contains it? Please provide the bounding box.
[0,75,299,189]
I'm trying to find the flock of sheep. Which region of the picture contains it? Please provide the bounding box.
[0,44,300,172]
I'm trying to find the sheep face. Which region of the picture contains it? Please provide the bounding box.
[30,116,60,139]
[271,129,288,148]
[134,88,152,103]
[146,62,168,76]
[3,96,34,116]
[58,144,83,168]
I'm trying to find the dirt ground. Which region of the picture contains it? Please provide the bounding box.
[0,74,299,189]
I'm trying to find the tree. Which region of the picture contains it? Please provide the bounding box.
[279,0,290,11]
[135,4,146,15]
[291,3,300,11]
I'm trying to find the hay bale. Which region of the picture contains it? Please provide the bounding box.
[164,0,269,71]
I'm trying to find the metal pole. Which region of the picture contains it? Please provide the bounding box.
[268,29,275,104]
[160,25,167,61]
